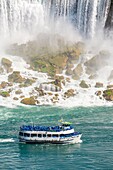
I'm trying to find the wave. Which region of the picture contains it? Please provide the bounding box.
[0,138,15,143]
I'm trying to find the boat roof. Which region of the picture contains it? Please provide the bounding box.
[61,121,72,125]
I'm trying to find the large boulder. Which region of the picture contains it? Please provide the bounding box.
[19,78,36,87]
[30,59,58,77]
[0,91,10,97]
[0,81,13,89]
[20,97,37,105]
[8,71,25,83]
[7,34,85,77]
[0,81,8,88]
[103,89,113,101]
[1,58,12,73]
[72,64,83,80]
[66,42,85,61]
[84,51,110,75]
[79,80,89,88]
[49,54,68,69]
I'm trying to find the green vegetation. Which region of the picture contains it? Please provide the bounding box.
[0,91,10,97]
[104,89,113,96]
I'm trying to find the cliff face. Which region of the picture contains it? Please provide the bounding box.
[105,1,113,30]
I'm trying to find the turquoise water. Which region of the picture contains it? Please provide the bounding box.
[0,106,113,170]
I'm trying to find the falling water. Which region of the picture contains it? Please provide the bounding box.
[0,0,111,39]
[0,0,45,38]
[47,0,111,37]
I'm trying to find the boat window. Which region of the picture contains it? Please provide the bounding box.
[24,133,30,137]
[52,134,58,138]
[47,134,51,137]
[60,134,65,138]
[65,134,70,137]
[19,132,23,136]
[31,134,37,137]
[43,134,46,138]
[38,134,42,138]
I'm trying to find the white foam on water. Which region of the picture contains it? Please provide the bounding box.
[77,139,82,144]
[0,45,113,108]
[0,138,15,143]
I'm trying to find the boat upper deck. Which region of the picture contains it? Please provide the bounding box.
[20,124,74,132]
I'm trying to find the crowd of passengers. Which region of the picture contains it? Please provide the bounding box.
[20,125,73,132]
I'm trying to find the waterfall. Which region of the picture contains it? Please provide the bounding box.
[0,0,111,39]
[47,0,111,37]
[0,0,45,38]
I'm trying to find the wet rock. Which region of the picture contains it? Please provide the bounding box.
[66,63,74,70]
[95,82,103,88]
[107,84,113,89]
[0,81,8,88]
[67,42,85,61]
[50,54,68,70]
[35,87,45,96]
[0,66,4,74]
[47,92,53,96]
[8,71,25,83]
[20,95,25,98]
[7,35,85,78]
[13,97,19,100]
[19,78,36,87]
[15,89,22,94]
[66,77,71,83]
[65,68,73,76]
[72,64,83,80]
[0,91,10,97]
[53,75,65,88]
[89,74,97,80]
[1,58,12,73]
[64,89,75,98]
[103,89,113,101]
[95,91,102,96]
[79,80,89,88]
[20,97,36,105]
[51,95,59,103]
[85,51,110,75]
[0,81,13,89]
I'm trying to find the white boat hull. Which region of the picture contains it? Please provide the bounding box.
[19,134,82,144]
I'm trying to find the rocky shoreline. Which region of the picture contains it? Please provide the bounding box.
[0,35,113,106]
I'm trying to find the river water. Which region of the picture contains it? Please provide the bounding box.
[0,106,113,170]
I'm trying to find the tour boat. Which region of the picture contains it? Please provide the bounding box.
[19,121,82,144]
